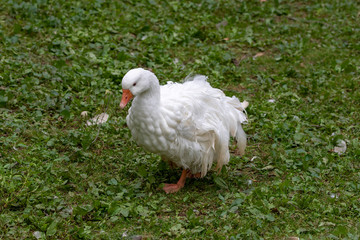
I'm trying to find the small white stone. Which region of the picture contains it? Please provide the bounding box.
[334,140,346,155]
[33,231,43,239]
[330,193,339,199]
[293,115,300,121]
[81,111,88,117]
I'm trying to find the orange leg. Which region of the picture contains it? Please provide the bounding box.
[162,169,202,194]
[163,169,189,194]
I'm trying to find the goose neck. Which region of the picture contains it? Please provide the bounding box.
[133,85,160,112]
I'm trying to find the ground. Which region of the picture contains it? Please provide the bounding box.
[0,0,359,239]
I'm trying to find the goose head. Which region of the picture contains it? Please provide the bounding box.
[120,68,159,109]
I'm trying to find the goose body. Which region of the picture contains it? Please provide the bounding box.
[120,68,248,193]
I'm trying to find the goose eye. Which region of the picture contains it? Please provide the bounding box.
[133,83,137,86]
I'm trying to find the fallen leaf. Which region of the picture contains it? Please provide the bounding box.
[253,52,265,59]
[87,113,109,126]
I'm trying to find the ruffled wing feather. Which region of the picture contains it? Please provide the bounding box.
[159,75,247,176]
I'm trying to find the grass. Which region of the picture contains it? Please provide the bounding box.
[0,0,359,239]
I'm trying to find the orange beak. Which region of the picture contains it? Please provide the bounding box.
[120,89,134,109]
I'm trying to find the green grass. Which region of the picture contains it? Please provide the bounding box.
[1,0,359,239]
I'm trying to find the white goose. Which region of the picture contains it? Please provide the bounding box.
[120,68,248,193]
